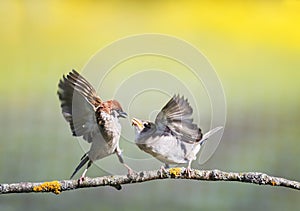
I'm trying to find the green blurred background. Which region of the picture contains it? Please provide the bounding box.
[0,1,299,210]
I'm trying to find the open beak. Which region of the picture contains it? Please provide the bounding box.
[131,118,144,131]
[118,111,128,118]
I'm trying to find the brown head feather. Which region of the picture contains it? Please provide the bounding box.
[100,100,124,114]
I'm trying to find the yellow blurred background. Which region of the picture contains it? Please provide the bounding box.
[0,1,299,210]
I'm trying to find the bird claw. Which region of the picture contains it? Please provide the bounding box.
[159,165,168,177]
[184,167,192,178]
[123,163,135,178]
[127,168,135,177]
[125,166,137,179]
[77,176,86,185]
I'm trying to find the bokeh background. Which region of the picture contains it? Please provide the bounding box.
[0,1,299,210]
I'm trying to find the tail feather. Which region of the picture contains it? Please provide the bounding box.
[70,154,90,179]
[80,152,88,160]
[199,126,223,145]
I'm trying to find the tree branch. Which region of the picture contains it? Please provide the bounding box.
[1,168,299,194]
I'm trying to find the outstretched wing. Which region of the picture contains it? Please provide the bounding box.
[155,95,202,143]
[57,69,102,143]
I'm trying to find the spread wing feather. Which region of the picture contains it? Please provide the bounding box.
[155,95,202,143]
[57,69,102,143]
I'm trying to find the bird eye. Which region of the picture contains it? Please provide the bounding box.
[143,122,151,129]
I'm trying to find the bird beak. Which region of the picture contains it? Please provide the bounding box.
[118,111,128,118]
[131,118,144,131]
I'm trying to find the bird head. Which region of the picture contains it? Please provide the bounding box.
[131,118,158,145]
[101,100,127,118]
[131,118,155,133]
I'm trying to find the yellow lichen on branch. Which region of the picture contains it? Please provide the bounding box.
[169,168,182,177]
[33,181,61,194]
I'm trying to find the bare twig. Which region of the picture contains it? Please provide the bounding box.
[1,168,299,195]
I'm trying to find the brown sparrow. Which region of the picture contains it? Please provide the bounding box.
[132,95,222,177]
[57,70,133,180]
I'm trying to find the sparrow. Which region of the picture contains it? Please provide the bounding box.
[131,95,222,177]
[57,69,133,180]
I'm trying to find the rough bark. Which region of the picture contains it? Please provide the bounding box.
[1,168,299,194]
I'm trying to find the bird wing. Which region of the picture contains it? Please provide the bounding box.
[155,95,202,143]
[57,69,102,143]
